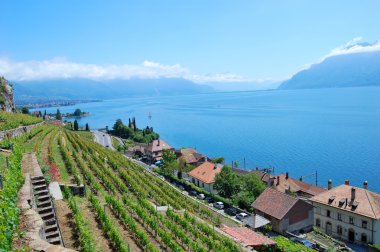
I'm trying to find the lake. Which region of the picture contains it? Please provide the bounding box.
[36,86,380,193]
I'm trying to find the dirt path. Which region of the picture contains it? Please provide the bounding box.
[55,200,79,250]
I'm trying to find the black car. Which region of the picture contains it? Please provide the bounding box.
[224,207,238,216]
[189,190,197,196]
[205,197,214,203]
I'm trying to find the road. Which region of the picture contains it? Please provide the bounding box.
[92,130,114,150]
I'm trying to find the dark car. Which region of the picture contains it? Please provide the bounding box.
[224,207,238,216]
[205,197,214,203]
[189,190,197,196]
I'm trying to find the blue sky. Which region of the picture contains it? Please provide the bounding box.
[0,0,379,84]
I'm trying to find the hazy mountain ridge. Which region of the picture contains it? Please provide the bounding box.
[14,78,214,103]
[279,50,380,89]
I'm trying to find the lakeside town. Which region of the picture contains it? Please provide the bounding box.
[22,107,379,252]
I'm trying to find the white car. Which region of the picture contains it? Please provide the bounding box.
[213,202,224,210]
[197,193,205,200]
[236,212,248,221]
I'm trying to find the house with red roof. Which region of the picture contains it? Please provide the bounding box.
[144,139,173,163]
[186,161,222,194]
[175,148,207,167]
[221,226,276,249]
[252,188,314,234]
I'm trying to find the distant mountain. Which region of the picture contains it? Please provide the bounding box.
[279,50,380,89]
[13,78,213,104]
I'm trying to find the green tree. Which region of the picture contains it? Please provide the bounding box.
[211,157,225,164]
[240,173,266,198]
[161,149,178,176]
[21,107,29,114]
[85,123,90,131]
[74,120,79,131]
[214,166,241,198]
[73,108,82,116]
[56,109,62,120]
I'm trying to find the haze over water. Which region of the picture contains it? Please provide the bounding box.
[40,86,380,193]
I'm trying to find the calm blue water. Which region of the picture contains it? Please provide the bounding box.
[35,86,380,193]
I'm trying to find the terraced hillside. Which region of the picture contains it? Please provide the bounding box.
[1,124,245,251]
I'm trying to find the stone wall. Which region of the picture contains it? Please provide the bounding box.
[0,122,45,141]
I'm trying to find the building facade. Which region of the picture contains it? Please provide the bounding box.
[310,181,380,245]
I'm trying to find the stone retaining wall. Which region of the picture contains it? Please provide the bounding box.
[0,122,45,141]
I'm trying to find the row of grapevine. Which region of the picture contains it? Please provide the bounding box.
[62,187,97,252]
[58,138,82,185]
[0,144,24,250]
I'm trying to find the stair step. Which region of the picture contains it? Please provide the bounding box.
[45,219,57,226]
[36,195,50,202]
[37,201,52,208]
[40,212,55,220]
[34,185,48,191]
[45,224,58,233]
[45,231,60,239]
[31,176,45,181]
[47,236,61,245]
[32,180,46,186]
[35,189,49,196]
[38,206,53,214]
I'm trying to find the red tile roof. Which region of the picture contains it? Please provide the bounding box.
[311,184,380,219]
[177,148,205,164]
[274,174,327,196]
[187,161,222,184]
[146,139,173,153]
[221,226,276,247]
[252,188,299,220]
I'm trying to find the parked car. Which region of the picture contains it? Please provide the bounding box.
[224,207,238,216]
[236,212,249,221]
[213,202,224,210]
[158,175,165,181]
[205,197,214,203]
[190,190,197,196]
[178,185,185,191]
[197,193,205,200]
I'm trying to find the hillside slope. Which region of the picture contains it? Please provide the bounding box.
[279,50,380,89]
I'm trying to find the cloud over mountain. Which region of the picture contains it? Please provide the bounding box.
[0,57,247,83]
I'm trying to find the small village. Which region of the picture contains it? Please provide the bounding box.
[110,130,380,252]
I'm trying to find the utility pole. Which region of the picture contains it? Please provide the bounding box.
[243,158,246,169]
[316,170,318,186]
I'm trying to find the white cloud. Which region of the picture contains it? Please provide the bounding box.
[0,57,252,83]
[323,37,380,60]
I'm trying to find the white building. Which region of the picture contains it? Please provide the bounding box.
[186,162,222,194]
[310,180,380,245]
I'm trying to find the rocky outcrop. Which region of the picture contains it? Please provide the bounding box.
[0,76,16,112]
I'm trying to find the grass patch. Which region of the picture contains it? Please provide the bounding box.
[74,131,94,141]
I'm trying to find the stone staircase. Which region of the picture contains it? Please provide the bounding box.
[31,175,63,245]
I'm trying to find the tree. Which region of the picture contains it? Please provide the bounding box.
[214,166,240,198]
[56,109,62,120]
[73,108,82,117]
[85,123,90,131]
[212,157,225,164]
[161,149,178,176]
[74,120,79,131]
[240,173,265,198]
[21,107,29,114]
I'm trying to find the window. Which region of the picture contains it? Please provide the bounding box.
[316,218,321,228]
[349,216,354,225]
[327,210,331,218]
[337,225,343,235]
[361,233,367,243]
[338,213,342,221]
[201,182,204,188]
[192,178,195,183]
[316,207,321,214]
[362,220,367,229]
